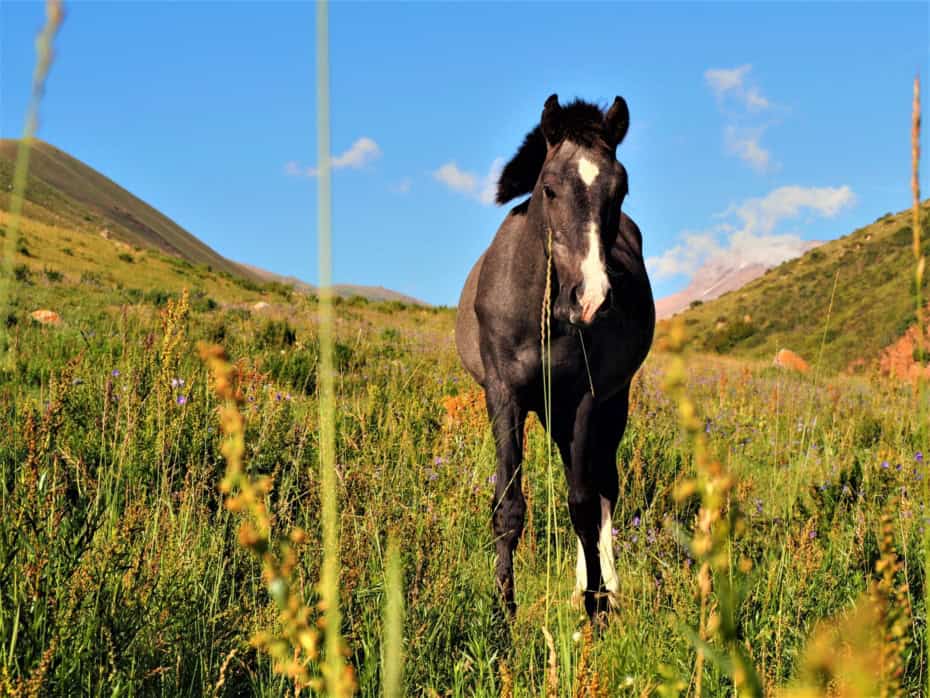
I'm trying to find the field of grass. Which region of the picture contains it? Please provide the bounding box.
[0,260,925,695]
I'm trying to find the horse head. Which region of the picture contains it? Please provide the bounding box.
[497,94,631,327]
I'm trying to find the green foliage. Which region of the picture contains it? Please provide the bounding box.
[256,318,297,349]
[118,251,134,263]
[13,264,31,283]
[705,318,756,353]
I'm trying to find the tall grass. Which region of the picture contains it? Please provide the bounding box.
[0,2,925,694]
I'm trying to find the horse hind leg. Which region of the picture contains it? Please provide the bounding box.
[486,379,528,616]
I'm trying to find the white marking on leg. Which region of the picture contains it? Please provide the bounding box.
[578,157,599,187]
[572,537,587,609]
[598,496,620,608]
[579,221,610,323]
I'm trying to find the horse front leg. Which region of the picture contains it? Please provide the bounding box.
[562,393,609,619]
[485,377,527,616]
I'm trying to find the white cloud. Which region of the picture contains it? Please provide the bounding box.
[726,185,856,236]
[389,177,412,194]
[704,64,771,112]
[331,137,381,169]
[286,137,382,177]
[705,64,776,171]
[705,64,752,97]
[647,185,855,280]
[433,157,503,206]
[724,126,771,172]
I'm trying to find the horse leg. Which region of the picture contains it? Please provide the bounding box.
[485,377,527,616]
[590,386,630,610]
[558,393,607,618]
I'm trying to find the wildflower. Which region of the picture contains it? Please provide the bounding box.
[425,468,438,482]
[917,451,924,463]
[881,460,890,469]
[809,529,817,540]
[632,515,640,528]
[111,369,120,377]
[754,498,763,514]
[434,456,445,466]
[171,377,185,388]
[177,395,188,406]
[611,527,619,537]
[488,473,497,485]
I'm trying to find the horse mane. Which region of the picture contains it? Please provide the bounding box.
[495,99,609,205]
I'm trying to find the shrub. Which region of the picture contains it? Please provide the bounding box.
[118,252,134,263]
[13,264,31,283]
[256,319,297,349]
[43,267,63,283]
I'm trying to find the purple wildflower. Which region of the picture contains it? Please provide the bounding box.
[917,451,924,463]
[809,529,817,540]
[176,395,188,406]
[434,456,445,466]
[111,369,120,377]
[611,527,619,537]
[632,515,641,528]
[881,460,889,469]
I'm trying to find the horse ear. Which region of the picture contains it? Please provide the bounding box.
[541,94,562,147]
[604,96,630,149]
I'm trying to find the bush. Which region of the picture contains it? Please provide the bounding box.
[256,319,297,349]
[43,267,63,283]
[144,288,176,307]
[13,264,31,283]
[705,319,756,354]
[118,252,135,263]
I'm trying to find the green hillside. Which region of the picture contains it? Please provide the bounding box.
[0,139,259,281]
[661,201,930,372]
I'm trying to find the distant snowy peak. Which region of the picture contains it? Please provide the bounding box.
[654,240,823,320]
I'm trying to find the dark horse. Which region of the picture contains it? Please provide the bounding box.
[455,94,655,618]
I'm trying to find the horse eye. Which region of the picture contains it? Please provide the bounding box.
[543,185,556,200]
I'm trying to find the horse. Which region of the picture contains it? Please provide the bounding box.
[455,94,655,618]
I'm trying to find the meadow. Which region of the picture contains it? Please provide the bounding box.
[0,268,925,696]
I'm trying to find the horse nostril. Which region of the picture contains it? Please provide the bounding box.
[570,285,581,307]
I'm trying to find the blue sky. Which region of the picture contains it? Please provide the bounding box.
[2,1,928,306]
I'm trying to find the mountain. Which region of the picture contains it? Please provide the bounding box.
[655,243,822,320]
[657,202,930,373]
[0,139,428,305]
[0,139,259,281]
[239,263,429,306]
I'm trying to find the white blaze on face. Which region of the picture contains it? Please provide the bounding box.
[578,156,600,187]
[579,221,610,323]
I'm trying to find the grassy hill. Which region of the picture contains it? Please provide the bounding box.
[659,201,930,373]
[0,139,261,281]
